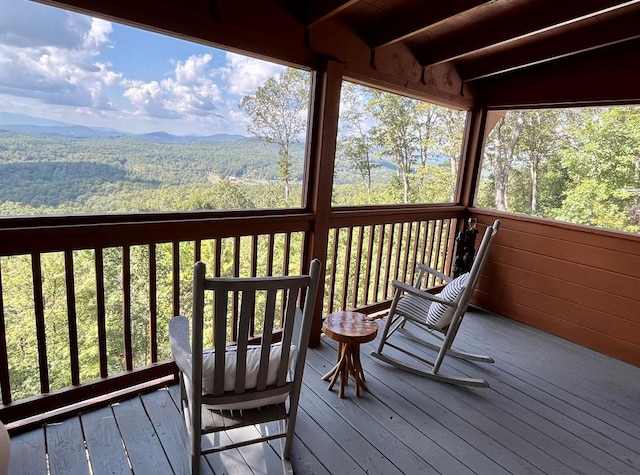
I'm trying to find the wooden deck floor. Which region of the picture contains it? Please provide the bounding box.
[7,309,640,474]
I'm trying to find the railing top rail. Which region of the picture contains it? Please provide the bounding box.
[330,205,466,227]
[0,213,314,256]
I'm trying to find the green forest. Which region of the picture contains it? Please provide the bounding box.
[477,107,640,233]
[0,132,307,212]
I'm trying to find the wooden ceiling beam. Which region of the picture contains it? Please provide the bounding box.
[367,0,491,49]
[477,37,640,108]
[459,5,640,81]
[416,0,635,66]
[304,0,360,27]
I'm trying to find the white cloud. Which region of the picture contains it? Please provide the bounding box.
[0,0,116,109]
[122,54,224,119]
[0,0,287,136]
[218,52,285,96]
[0,0,88,49]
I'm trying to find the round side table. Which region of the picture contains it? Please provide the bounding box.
[322,311,378,398]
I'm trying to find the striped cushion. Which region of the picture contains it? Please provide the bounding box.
[396,292,433,319]
[426,273,469,329]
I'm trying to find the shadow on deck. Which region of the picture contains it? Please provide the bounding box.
[7,309,640,474]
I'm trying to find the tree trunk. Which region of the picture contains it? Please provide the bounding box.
[403,172,410,203]
[492,112,524,212]
[530,158,539,214]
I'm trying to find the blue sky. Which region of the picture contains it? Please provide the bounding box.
[0,0,287,135]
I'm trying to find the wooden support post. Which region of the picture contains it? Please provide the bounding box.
[457,105,488,209]
[303,59,344,346]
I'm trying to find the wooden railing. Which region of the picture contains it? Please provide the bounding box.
[324,212,459,314]
[0,207,463,428]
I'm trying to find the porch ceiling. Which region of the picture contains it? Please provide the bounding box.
[282,0,640,106]
[301,0,640,82]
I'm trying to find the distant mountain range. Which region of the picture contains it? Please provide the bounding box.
[0,112,246,143]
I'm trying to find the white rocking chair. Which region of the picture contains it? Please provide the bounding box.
[169,259,320,474]
[371,220,499,388]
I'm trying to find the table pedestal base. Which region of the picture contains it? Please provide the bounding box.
[322,341,368,398]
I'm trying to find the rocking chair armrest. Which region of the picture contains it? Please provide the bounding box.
[415,263,452,283]
[169,316,192,375]
[391,280,458,309]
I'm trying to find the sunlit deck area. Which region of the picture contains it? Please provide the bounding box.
[8,309,640,475]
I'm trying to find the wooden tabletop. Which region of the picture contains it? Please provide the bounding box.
[322,311,378,344]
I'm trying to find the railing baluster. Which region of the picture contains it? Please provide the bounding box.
[402,221,413,284]
[393,223,404,284]
[214,238,222,277]
[251,235,258,278]
[0,262,12,404]
[266,234,275,276]
[95,248,108,378]
[352,226,364,308]
[364,225,375,305]
[410,221,421,280]
[373,224,385,302]
[233,236,241,277]
[249,235,258,336]
[64,250,80,385]
[433,220,445,282]
[341,227,353,311]
[383,223,395,299]
[444,218,456,275]
[283,232,292,275]
[281,232,292,317]
[172,242,180,318]
[328,228,339,313]
[32,253,49,393]
[195,239,202,262]
[149,244,158,364]
[420,221,430,272]
[232,236,241,341]
[425,221,437,287]
[122,246,133,372]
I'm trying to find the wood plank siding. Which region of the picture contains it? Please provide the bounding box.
[7,309,640,474]
[472,210,640,366]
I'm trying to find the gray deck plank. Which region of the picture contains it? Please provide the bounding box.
[458,325,640,468]
[337,340,545,474]
[166,383,249,475]
[7,426,47,475]
[81,405,132,475]
[311,337,509,474]
[141,388,191,475]
[282,434,331,475]
[460,316,640,425]
[334,337,570,474]
[384,330,634,475]
[467,309,640,401]
[463,312,640,415]
[306,342,479,474]
[301,351,443,475]
[380,311,640,473]
[296,376,401,475]
[45,416,90,475]
[224,425,282,475]
[294,406,367,475]
[457,316,640,460]
[112,396,174,474]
